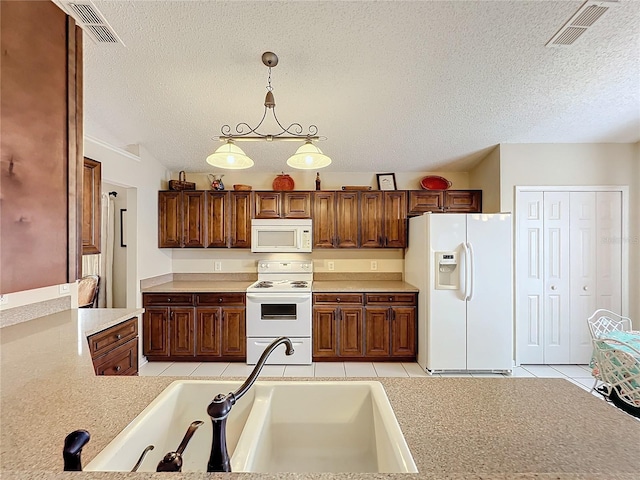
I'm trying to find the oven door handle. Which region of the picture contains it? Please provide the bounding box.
[252,340,305,346]
[260,314,297,319]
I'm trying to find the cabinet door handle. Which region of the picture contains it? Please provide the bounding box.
[167,298,172,302]
[219,297,223,303]
[391,308,396,321]
[170,310,174,319]
[115,365,121,372]
[388,296,393,302]
[116,334,122,340]
[336,236,341,245]
[336,297,341,303]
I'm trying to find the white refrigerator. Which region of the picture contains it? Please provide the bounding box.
[404,213,513,373]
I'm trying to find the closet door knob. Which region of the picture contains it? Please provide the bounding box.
[583,286,589,291]
[550,285,557,291]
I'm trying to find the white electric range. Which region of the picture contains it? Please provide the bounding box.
[245,260,313,365]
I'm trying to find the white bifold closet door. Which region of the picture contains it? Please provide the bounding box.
[517,190,622,364]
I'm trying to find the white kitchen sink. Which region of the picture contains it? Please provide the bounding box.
[85,380,417,473]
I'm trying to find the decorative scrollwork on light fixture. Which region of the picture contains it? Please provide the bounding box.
[207,52,331,170]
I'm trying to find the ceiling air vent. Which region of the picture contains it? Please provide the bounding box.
[546,0,618,47]
[54,0,124,46]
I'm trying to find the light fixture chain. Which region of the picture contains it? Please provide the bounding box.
[266,67,273,92]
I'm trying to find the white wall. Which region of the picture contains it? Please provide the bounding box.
[84,136,171,307]
[500,143,639,321]
[469,146,501,213]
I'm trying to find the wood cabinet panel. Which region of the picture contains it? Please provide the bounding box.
[391,306,416,356]
[206,191,228,247]
[313,293,363,304]
[93,338,138,376]
[221,307,246,357]
[158,191,182,248]
[143,293,194,306]
[312,192,336,248]
[230,191,252,248]
[365,293,417,305]
[283,192,311,218]
[444,190,482,213]
[383,191,407,248]
[364,307,391,356]
[196,308,221,356]
[182,191,206,247]
[169,307,195,356]
[335,192,359,248]
[87,317,137,358]
[408,191,444,215]
[360,192,384,248]
[339,307,364,357]
[255,192,281,218]
[143,308,170,357]
[196,293,245,306]
[313,307,338,357]
[82,158,101,254]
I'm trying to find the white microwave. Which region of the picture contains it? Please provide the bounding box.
[251,219,313,253]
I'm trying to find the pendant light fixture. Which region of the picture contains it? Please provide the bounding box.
[208,52,331,170]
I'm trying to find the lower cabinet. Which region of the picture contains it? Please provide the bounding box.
[87,317,138,376]
[142,293,246,361]
[312,292,416,361]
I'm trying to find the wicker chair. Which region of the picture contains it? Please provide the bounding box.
[78,275,100,308]
[591,338,640,416]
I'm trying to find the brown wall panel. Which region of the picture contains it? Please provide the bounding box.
[0,2,79,293]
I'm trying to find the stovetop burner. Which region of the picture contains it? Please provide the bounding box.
[254,281,273,288]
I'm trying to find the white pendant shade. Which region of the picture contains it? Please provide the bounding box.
[206,141,254,169]
[286,141,332,169]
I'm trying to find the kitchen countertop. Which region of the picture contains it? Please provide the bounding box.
[1,309,639,479]
[142,280,418,293]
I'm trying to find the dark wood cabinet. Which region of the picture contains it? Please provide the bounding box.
[364,307,391,356]
[87,317,138,376]
[383,191,407,248]
[230,191,252,248]
[360,191,406,248]
[312,292,415,361]
[82,158,101,255]
[206,191,228,248]
[360,192,383,248]
[196,293,246,359]
[143,292,246,361]
[408,190,482,215]
[312,191,359,248]
[158,191,205,248]
[255,191,311,219]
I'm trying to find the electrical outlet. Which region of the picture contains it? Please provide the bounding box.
[214,261,222,271]
[0,294,8,306]
[59,284,70,295]
[371,261,378,271]
[327,261,335,271]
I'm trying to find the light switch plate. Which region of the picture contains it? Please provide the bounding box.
[327,261,335,271]
[371,261,378,271]
[59,284,70,295]
[214,261,222,271]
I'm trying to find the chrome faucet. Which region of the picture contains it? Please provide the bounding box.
[206,336,294,472]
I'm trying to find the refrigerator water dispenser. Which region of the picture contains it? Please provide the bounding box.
[435,252,459,290]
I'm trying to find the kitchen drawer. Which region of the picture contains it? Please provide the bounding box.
[93,338,138,376]
[313,293,364,305]
[365,293,417,305]
[87,317,137,358]
[143,293,194,306]
[196,293,245,306]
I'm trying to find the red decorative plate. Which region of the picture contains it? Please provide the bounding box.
[272,174,295,191]
[420,175,452,190]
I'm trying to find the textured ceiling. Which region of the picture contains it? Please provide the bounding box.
[82,0,640,173]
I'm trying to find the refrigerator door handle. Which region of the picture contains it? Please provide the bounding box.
[467,241,475,301]
[462,242,470,300]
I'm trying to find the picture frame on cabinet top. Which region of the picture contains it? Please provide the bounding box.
[376,173,397,191]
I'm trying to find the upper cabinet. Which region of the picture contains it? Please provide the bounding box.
[158,190,252,248]
[158,189,481,249]
[312,191,358,248]
[82,158,102,254]
[255,191,311,219]
[360,191,407,248]
[408,190,482,216]
[158,191,207,248]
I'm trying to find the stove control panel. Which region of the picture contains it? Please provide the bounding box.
[257,260,313,274]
